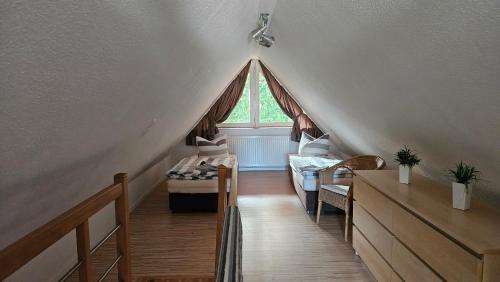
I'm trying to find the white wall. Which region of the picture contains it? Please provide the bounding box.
[0,0,259,280]
[260,0,500,205]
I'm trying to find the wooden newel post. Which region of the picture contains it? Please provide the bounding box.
[215,165,228,271]
[114,173,131,281]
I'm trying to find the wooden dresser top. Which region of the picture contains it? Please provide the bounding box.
[355,170,500,255]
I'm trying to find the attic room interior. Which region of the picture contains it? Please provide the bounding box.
[1,1,500,281]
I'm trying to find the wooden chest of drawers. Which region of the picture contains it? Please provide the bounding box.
[353,170,500,281]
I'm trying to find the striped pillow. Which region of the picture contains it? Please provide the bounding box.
[196,134,229,158]
[298,132,330,156]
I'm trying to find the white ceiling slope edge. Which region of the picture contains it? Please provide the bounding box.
[260,0,500,205]
[0,0,259,248]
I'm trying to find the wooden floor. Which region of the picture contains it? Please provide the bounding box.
[238,172,373,281]
[68,182,217,282]
[72,171,373,281]
[238,171,295,195]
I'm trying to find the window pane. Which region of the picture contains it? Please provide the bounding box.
[224,73,251,123]
[259,72,292,124]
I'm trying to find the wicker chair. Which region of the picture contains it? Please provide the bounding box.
[316,155,385,241]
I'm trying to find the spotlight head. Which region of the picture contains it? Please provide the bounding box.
[250,13,275,48]
[251,26,267,40]
[258,34,275,48]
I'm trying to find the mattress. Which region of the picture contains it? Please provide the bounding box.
[291,168,318,191]
[166,154,236,194]
[289,154,341,191]
[167,154,237,180]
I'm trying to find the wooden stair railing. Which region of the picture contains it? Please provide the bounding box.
[0,173,131,282]
[215,164,238,271]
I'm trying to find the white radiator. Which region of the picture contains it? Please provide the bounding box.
[227,135,298,170]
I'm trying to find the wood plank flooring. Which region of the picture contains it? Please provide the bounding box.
[69,171,373,281]
[68,181,216,282]
[238,171,295,195]
[238,172,374,281]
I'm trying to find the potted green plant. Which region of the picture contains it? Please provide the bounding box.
[395,146,421,184]
[448,161,479,210]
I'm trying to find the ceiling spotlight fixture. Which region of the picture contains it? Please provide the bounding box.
[251,13,275,48]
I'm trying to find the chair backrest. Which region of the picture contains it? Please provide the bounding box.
[339,155,386,171]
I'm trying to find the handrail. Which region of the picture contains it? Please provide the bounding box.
[215,163,238,272]
[0,173,131,282]
[228,162,238,206]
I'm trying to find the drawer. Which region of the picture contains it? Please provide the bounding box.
[392,240,442,282]
[353,177,394,231]
[392,206,482,281]
[353,227,400,282]
[483,254,500,282]
[353,201,394,263]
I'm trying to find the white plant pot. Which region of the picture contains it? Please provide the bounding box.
[452,182,472,210]
[399,165,412,184]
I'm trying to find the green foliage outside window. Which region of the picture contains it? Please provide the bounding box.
[258,73,292,123]
[224,69,292,125]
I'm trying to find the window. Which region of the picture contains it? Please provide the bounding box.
[222,61,293,127]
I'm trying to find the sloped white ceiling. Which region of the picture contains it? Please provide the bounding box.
[1,0,500,249]
[0,0,258,247]
[260,1,500,204]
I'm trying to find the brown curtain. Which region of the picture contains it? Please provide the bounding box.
[186,61,251,145]
[258,60,323,141]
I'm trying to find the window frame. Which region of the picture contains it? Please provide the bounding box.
[219,60,293,128]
